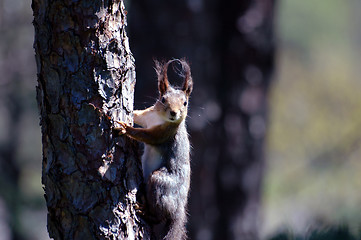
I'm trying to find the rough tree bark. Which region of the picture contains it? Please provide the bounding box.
[32,0,148,239]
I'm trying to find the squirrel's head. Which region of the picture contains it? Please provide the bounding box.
[154,59,193,124]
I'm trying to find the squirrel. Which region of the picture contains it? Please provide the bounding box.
[114,59,193,240]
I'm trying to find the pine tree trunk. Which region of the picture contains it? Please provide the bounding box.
[32,0,148,239]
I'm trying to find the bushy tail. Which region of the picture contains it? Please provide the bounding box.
[152,218,187,240]
[164,218,187,240]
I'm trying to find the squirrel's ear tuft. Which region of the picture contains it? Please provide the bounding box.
[180,59,193,96]
[154,59,169,95]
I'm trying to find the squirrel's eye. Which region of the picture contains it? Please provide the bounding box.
[183,101,187,106]
[161,97,165,103]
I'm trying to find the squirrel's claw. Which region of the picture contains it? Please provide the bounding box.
[135,201,145,215]
[114,121,128,135]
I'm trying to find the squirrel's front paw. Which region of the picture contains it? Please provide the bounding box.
[134,201,145,215]
[113,121,128,135]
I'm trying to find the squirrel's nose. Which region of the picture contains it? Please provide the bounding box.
[170,111,176,117]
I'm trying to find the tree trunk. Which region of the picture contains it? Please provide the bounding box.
[214,1,275,239]
[128,0,275,239]
[32,0,148,239]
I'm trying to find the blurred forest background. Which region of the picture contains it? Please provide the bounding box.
[0,0,361,239]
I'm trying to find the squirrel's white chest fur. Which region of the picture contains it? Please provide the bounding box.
[143,111,165,128]
[134,109,166,129]
[141,111,166,179]
[142,144,162,180]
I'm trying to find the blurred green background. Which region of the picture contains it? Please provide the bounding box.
[264,0,361,238]
[0,0,360,239]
